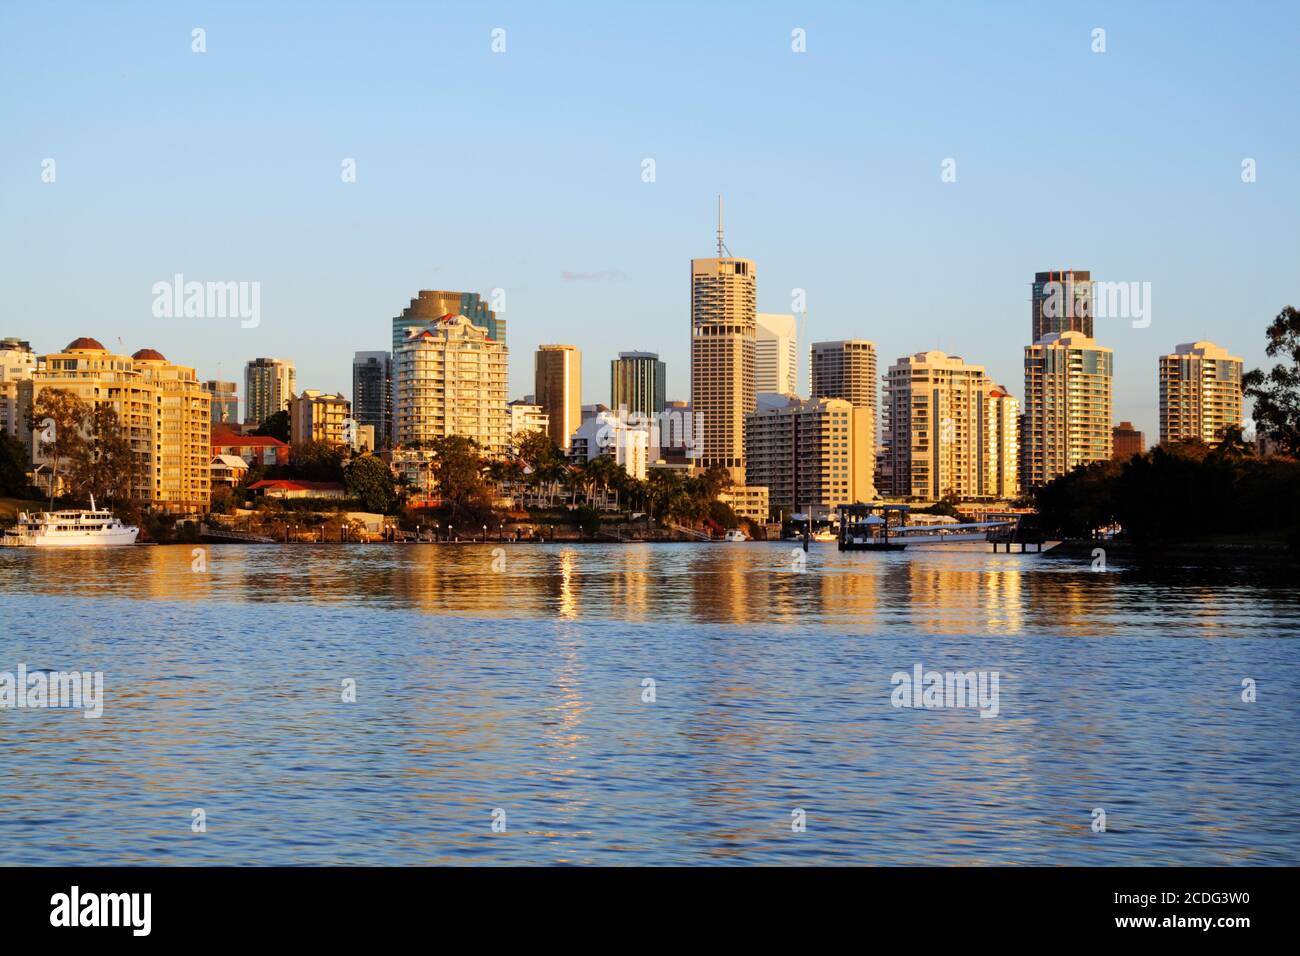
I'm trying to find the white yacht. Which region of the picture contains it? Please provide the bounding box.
[723,529,748,542]
[0,495,139,547]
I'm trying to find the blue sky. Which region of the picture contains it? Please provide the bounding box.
[3,1,1297,439]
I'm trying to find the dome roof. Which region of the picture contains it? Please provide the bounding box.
[131,348,166,361]
[65,337,106,351]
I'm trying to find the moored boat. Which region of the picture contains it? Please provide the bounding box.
[0,495,139,547]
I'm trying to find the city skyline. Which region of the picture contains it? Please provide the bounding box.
[3,4,1296,444]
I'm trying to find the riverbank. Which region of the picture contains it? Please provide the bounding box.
[1045,533,1298,565]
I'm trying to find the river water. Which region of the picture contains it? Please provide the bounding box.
[1,542,1296,865]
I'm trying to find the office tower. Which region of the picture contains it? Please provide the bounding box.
[881,351,993,500]
[610,351,667,417]
[1031,270,1093,343]
[535,344,582,451]
[755,313,798,396]
[394,316,509,455]
[745,396,872,516]
[18,338,210,512]
[984,385,1020,500]
[1021,331,1113,487]
[290,389,350,445]
[810,339,878,420]
[691,200,756,482]
[244,357,296,427]
[390,290,503,355]
[202,380,239,425]
[352,351,392,445]
[0,337,36,437]
[1112,421,1145,459]
[1159,341,1244,444]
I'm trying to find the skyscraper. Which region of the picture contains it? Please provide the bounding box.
[394,316,509,455]
[1022,331,1113,487]
[1031,270,1093,343]
[352,351,392,446]
[390,290,503,355]
[691,200,755,482]
[244,357,296,428]
[881,350,993,500]
[610,351,666,417]
[535,344,582,450]
[1159,341,1243,444]
[984,385,1020,500]
[810,339,878,416]
[202,380,239,425]
[755,312,798,396]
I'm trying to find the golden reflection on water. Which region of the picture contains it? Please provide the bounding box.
[0,541,1288,638]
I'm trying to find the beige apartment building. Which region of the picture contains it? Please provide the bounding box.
[290,388,350,445]
[882,351,989,500]
[984,385,1020,500]
[18,338,210,512]
[535,344,582,451]
[755,312,798,396]
[1159,341,1243,444]
[691,255,756,482]
[244,357,296,428]
[745,396,872,517]
[1,337,37,437]
[395,315,509,456]
[1021,331,1113,487]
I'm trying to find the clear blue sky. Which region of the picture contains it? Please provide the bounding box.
[3,1,1297,440]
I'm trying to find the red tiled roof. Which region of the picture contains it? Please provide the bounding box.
[212,427,287,447]
[248,480,343,492]
[66,337,106,351]
[132,348,166,361]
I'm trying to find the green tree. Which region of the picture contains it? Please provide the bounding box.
[253,409,291,442]
[68,403,137,506]
[344,453,398,513]
[0,429,37,498]
[29,388,89,505]
[289,441,347,482]
[1243,305,1300,455]
[429,435,491,524]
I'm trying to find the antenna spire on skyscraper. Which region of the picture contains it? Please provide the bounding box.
[716,194,730,257]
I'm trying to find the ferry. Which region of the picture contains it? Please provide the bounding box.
[0,495,139,547]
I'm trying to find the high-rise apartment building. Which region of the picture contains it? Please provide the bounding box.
[1159,341,1243,444]
[18,338,210,512]
[244,357,296,428]
[290,389,350,445]
[755,313,798,396]
[508,399,549,454]
[390,290,503,356]
[881,351,996,500]
[745,396,872,516]
[0,337,37,437]
[610,351,666,418]
[984,385,1020,500]
[1021,331,1113,487]
[394,316,509,456]
[535,344,582,451]
[691,211,756,482]
[202,380,239,425]
[1031,269,1093,343]
[1112,421,1145,459]
[810,339,878,422]
[352,351,392,446]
